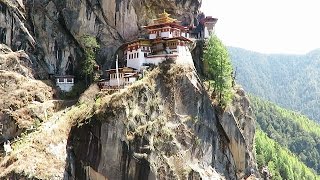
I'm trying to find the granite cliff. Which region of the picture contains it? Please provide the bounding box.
[0,63,256,179]
[0,0,257,179]
[0,44,54,146]
[0,0,201,76]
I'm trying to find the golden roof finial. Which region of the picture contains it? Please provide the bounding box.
[160,9,170,18]
[153,9,176,24]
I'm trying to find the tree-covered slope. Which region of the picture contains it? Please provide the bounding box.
[250,95,320,173]
[255,129,319,180]
[228,47,320,122]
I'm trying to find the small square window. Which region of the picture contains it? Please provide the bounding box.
[67,78,73,83]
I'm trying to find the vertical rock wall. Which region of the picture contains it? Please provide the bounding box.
[64,65,254,180]
[0,0,201,76]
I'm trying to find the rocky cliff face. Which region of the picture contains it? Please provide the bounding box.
[0,63,256,179]
[66,63,239,180]
[0,0,201,155]
[221,87,256,178]
[0,0,201,76]
[0,44,54,145]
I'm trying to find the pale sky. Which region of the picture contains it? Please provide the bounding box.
[201,0,320,54]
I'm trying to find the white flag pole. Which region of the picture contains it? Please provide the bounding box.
[116,55,120,89]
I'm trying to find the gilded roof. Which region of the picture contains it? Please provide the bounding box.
[153,10,178,24]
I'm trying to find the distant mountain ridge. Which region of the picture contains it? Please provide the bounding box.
[228,46,320,122]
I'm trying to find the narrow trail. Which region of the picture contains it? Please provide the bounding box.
[0,98,78,171]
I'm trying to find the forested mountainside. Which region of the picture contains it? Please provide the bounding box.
[255,129,319,180]
[228,47,320,122]
[250,95,320,174]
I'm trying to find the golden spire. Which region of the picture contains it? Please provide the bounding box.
[153,9,178,24]
[161,10,170,18]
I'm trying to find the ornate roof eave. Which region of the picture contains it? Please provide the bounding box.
[119,38,151,49]
[143,22,187,30]
[55,75,75,78]
[164,36,193,42]
[151,36,192,43]
[204,17,218,25]
[106,67,137,73]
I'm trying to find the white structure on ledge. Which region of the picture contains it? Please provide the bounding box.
[203,16,218,38]
[103,67,139,89]
[55,75,74,92]
[102,11,202,90]
[123,11,194,71]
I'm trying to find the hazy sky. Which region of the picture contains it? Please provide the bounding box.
[201,0,320,54]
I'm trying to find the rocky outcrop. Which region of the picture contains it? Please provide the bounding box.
[220,87,256,178]
[0,44,54,145]
[66,64,237,180]
[66,63,257,180]
[192,38,257,178]
[191,40,205,76]
[0,1,35,51]
[0,63,256,179]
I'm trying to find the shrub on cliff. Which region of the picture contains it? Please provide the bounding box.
[80,35,100,85]
[203,35,233,107]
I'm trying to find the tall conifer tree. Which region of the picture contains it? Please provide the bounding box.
[204,35,233,106]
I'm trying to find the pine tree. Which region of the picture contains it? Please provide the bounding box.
[203,35,233,107]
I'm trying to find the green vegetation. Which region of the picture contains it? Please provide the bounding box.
[204,35,233,106]
[80,35,100,85]
[250,95,320,173]
[255,129,319,180]
[228,47,320,122]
